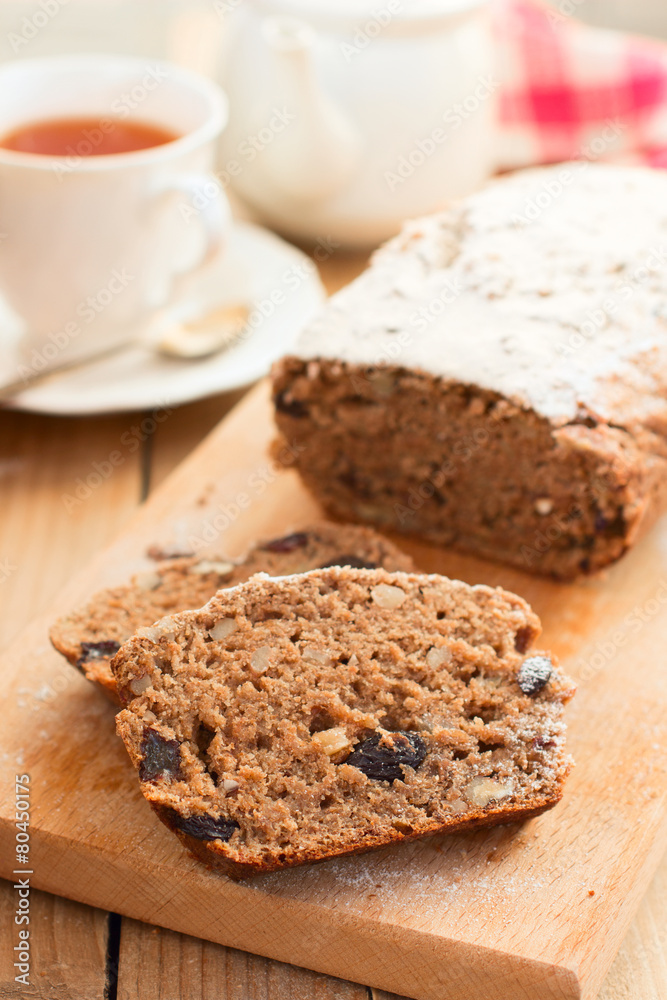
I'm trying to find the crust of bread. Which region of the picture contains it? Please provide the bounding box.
[152,794,565,880]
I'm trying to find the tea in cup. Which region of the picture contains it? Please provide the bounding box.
[0,55,231,385]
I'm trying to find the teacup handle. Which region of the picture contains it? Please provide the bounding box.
[156,173,232,278]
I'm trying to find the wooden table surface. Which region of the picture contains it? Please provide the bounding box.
[0,250,665,1000]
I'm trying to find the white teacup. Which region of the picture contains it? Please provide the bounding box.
[0,54,230,385]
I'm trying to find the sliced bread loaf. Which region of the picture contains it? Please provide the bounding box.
[113,568,575,878]
[49,522,414,703]
[272,165,667,578]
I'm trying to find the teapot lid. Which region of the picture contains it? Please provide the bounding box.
[252,0,489,27]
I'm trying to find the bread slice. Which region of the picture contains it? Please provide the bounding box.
[272,165,667,578]
[49,522,414,704]
[113,568,575,879]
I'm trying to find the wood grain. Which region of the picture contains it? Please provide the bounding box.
[1,244,666,999]
[116,918,370,1000]
[599,862,667,1000]
[0,407,144,1000]
[1,382,666,1000]
[231,247,667,1000]
[148,390,248,495]
[0,886,109,1000]
[0,409,144,647]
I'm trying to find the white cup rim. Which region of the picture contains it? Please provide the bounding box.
[0,54,228,171]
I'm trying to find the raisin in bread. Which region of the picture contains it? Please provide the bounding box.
[49,522,413,704]
[113,567,575,878]
[272,164,667,579]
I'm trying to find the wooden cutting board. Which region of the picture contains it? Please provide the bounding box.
[1,380,666,1000]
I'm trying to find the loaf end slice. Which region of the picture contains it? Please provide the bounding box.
[271,165,667,578]
[113,568,575,878]
[49,522,414,703]
[272,361,667,579]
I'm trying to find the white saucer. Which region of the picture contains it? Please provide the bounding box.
[6,222,325,415]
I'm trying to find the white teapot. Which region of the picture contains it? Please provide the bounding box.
[217,0,495,246]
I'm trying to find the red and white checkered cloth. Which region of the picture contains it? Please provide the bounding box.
[495,0,667,170]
